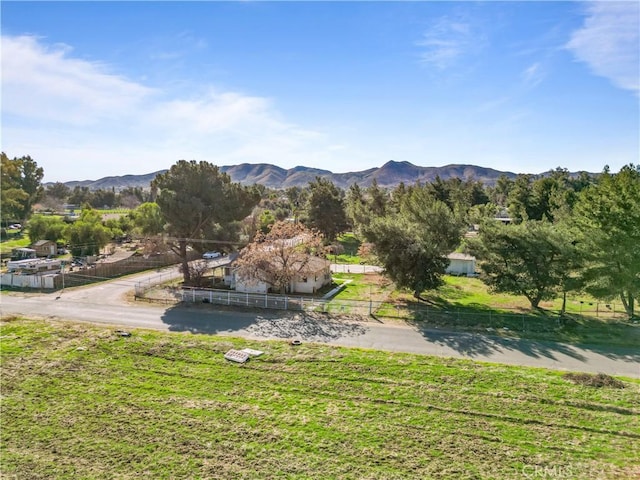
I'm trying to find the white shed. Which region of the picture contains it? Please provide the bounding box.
[446,253,476,277]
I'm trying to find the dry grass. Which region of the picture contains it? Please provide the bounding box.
[564,372,627,389]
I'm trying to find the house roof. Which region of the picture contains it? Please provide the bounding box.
[300,256,331,273]
[33,240,55,247]
[234,254,330,275]
[447,253,476,261]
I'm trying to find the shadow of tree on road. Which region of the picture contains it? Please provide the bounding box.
[412,322,640,371]
[160,305,368,341]
[412,325,587,361]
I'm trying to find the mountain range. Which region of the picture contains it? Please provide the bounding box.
[56,161,519,191]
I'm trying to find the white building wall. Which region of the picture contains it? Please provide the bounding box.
[445,258,476,276]
[292,269,331,294]
[234,278,268,294]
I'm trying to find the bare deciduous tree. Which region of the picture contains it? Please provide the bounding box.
[235,221,326,293]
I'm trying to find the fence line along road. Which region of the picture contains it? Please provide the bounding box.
[138,285,382,316]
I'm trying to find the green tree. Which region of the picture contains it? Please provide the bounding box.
[345,183,367,233]
[64,208,111,257]
[258,210,276,234]
[90,188,117,209]
[507,174,535,222]
[364,186,465,298]
[468,220,578,309]
[152,160,260,283]
[572,165,640,318]
[283,186,302,221]
[67,186,93,206]
[489,174,514,207]
[305,177,348,242]
[367,179,388,217]
[104,215,135,241]
[0,153,44,225]
[129,202,165,237]
[46,182,71,200]
[27,214,67,244]
[345,182,389,235]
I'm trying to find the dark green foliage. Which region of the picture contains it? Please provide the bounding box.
[507,169,593,223]
[45,182,71,200]
[572,164,640,318]
[152,160,260,282]
[0,153,44,225]
[27,215,66,244]
[468,220,579,309]
[345,180,390,235]
[64,208,111,257]
[67,186,93,206]
[305,177,349,241]
[365,185,465,297]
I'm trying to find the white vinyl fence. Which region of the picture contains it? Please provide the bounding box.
[1,273,56,289]
[138,284,379,315]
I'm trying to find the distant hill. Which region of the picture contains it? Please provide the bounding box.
[48,161,520,191]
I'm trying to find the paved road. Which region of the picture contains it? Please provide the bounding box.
[2,269,638,378]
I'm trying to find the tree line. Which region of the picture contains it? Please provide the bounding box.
[2,152,638,318]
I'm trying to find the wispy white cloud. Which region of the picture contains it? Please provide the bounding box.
[521,62,545,89]
[2,35,154,125]
[149,30,208,61]
[566,1,639,95]
[0,34,343,181]
[416,15,487,70]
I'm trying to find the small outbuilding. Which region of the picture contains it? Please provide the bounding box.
[32,240,57,257]
[446,253,477,277]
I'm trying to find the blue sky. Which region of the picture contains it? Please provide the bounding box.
[2,1,639,183]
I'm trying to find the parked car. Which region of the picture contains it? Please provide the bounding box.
[203,251,221,259]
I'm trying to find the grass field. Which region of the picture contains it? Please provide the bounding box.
[2,317,639,479]
[366,276,640,348]
[0,231,30,255]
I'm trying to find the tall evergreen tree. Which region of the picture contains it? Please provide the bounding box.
[305,177,348,242]
[468,220,579,309]
[572,165,640,318]
[364,185,465,298]
[152,160,260,283]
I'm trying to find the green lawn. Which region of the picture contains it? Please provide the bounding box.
[2,317,638,479]
[334,233,365,264]
[371,276,640,347]
[331,272,393,302]
[0,232,30,255]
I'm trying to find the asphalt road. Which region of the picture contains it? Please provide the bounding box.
[2,268,638,378]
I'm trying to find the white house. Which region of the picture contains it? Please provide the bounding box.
[227,256,332,295]
[445,253,476,277]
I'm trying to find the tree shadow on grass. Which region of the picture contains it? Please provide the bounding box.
[160,304,368,342]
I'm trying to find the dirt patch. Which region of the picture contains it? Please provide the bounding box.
[564,372,626,389]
